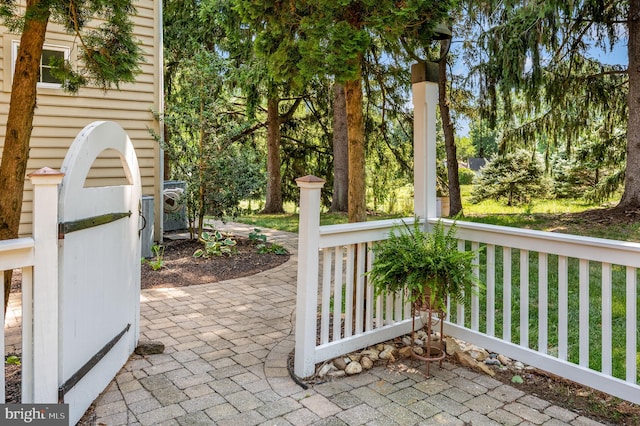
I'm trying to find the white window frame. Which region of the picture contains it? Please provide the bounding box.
[12,41,70,89]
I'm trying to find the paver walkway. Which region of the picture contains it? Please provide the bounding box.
[8,222,607,425]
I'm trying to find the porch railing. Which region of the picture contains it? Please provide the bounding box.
[294,179,640,405]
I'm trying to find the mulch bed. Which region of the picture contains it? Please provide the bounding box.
[140,235,290,289]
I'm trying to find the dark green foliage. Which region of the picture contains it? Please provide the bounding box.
[248,228,289,255]
[153,48,265,227]
[469,123,498,159]
[367,219,477,311]
[458,167,475,185]
[466,1,629,197]
[470,149,548,206]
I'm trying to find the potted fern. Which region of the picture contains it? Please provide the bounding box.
[367,218,478,373]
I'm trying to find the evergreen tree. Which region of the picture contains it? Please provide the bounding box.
[236,0,456,222]
[466,0,634,206]
[471,149,548,206]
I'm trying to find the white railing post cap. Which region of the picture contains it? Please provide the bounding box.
[295,175,325,188]
[28,167,65,184]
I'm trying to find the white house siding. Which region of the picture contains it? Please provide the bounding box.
[0,0,162,236]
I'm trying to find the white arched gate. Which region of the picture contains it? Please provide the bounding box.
[57,121,141,424]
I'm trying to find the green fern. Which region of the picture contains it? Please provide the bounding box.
[368,218,480,312]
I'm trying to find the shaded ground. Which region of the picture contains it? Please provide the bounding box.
[140,235,290,289]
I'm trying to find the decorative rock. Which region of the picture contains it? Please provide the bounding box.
[484,358,501,366]
[375,344,385,352]
[348,353,361,362]
[399,346,413,358]
[445,338,461,356]
[318,363,337,378]
[476,362,496,377]
[327,370,346,378]
[345,361,363,375]
[383,344,396,353]
[412,346,424,356]
[333,357,348,370]
[135,340,165,355]
[361,349,379,361]
[402,336,413,347]
[454,351,477,369]
[379,349,395,360]
[416,330,428,340]
[466,346,490,361]
[414,339,424,347]
[497,354,511,366]
[361,356,374,370]
[513,361,525,370]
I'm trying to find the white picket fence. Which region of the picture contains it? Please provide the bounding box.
[294,179,640,405]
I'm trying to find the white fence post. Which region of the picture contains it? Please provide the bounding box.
[294,175,325,378]
[411,63,439,221]
[28,167,64,403]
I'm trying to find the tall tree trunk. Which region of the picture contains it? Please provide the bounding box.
[438,48,462,216]
[345,74,366,223]
[263,96,284,213]
[330,83,349,212]
[0,1,50,313]
[620,0,640,209]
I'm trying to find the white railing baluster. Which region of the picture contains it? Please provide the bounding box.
[539,252,548,354]
[471,241,480,331]
[626,266,637,383]
[333,246,344,340]
[320,249,332,345]
[558,256,568,360]
[503,247,512,342]
[365,244,374,331]
[579,259,590,367]
[355,243,366,334]
[344,245,355,338]
[385,293,394,325]
[520,250,529,348]
[394,290,403,322]
[486,244,495,336]
[457,240,465,326]
[601,263,612,376]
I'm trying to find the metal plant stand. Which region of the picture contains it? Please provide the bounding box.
[410,296,446,377]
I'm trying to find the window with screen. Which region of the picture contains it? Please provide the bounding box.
[12,41,70,89]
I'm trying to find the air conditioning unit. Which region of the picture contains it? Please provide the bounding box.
[163,180,188,232]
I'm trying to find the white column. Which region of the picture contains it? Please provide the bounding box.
[28,167,64,403]
[412,64,439,221]
[294,175,325,378]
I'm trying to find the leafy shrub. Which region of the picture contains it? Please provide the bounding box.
[458,167,475,185]
[249,228,288,255]
[144,244,165,271]
[193,231,237,257]
[470,149,549,206]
